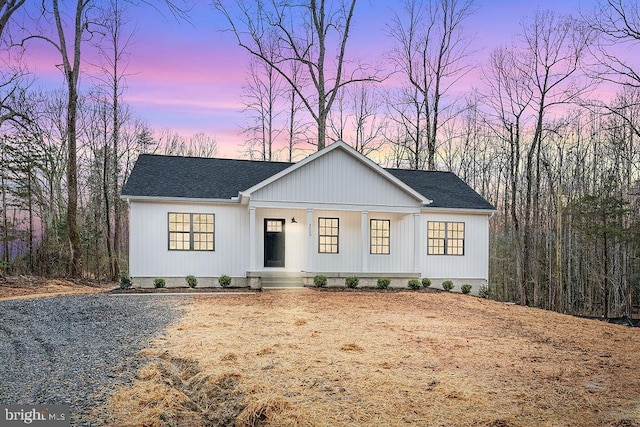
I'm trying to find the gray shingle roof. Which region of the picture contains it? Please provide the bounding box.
[386,169,495,210]
[122,154,495,210]
[121,154,292,199]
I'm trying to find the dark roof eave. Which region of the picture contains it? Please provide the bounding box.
[120,195,240,204]
[421,206,497,214]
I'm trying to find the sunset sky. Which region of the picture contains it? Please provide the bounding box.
[24,0,595,158]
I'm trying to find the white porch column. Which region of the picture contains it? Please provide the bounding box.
[306,208,314,272]
[413,212,422,273]
[361,211,368,272]
[249,207,256,270]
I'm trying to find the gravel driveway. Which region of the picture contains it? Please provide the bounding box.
[0,294,188,426]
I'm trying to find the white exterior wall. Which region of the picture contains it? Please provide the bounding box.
[128,202,491,284]
[249,208,418,274]
[254,208,308,272]
[129,200,248,278]
[420,211,490,282]
[310,210,362,273]
[364,212,415,273]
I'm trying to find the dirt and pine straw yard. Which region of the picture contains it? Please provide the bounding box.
[0,275,108,300]
[106,290,639,427]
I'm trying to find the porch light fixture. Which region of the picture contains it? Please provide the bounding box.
[291,217,297,223]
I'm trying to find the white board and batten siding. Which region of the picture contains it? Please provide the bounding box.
[128,201,249,280]
[309,210,361,273]
[362,211,415,274]
[251,148,420,210]
[307,209,416,274]
[420,211,490,284]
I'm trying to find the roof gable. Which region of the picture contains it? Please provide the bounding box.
[242,141,429,205]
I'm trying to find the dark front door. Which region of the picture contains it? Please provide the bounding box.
[264,219,285,267]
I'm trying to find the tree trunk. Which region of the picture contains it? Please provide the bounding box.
[27,164,33,272]
[53,0,84,278]
[1,151,8,271]
[66,84,81,277]
[103,129,114,280]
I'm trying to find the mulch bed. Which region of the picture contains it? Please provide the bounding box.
[310,285,443,293]
[111,286,445,294]
[110,287,257,294]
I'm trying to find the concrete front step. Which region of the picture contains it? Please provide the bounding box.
[261,278,303,288]
[246,271,304,288]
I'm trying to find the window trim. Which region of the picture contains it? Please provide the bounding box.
[370,219,390,255]
[427,221,465,256]
[318,217,339,254]
[168,212,215,251]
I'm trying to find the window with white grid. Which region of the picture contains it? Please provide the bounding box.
[168,213,214,251]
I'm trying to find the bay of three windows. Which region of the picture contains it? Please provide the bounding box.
[319,217,464,256]
[168,213,464,256]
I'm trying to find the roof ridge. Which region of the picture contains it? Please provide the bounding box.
[138,153,294,165]
[384,167,454,174]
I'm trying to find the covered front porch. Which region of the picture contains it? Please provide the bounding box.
[245,204,424,289]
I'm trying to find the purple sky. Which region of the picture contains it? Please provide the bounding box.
[24,0,595,158]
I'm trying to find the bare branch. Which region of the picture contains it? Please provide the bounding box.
[214,0,382,150]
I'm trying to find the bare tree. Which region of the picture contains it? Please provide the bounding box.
[151,129,218,158]
[481,10,594,306]
[519,10,593,305]
[0,0,25,40]
[214,0,381,150]
[21,0,98,278]
[92,0,133,281]
[584,0,640,141]
[387,0,476,170]
[328,82,386,156]
[0,1,28,133]
[482,45,533,304]
[586,0,640,88]
[282,60,310,161]
[241,56,284,161]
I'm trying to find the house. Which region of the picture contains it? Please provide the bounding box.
[121,141,495,293]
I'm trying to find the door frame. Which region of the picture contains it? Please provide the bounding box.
[264,218,285,268]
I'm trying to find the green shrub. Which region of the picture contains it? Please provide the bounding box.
[219,274,232,288]
[345,276,359,288]
[119,272,132,290]
[478,284,490,299]
[153,278,166,289]
[461,284,472,294]
[442,280,454,291]
[186,275,198,288]
[422,278,431,288]
[314,274,327,288]
[377,278,390,290]
[408,279,422,290]
[0,259,9,273]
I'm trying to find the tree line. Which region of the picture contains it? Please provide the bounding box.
[0,0,638,317]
